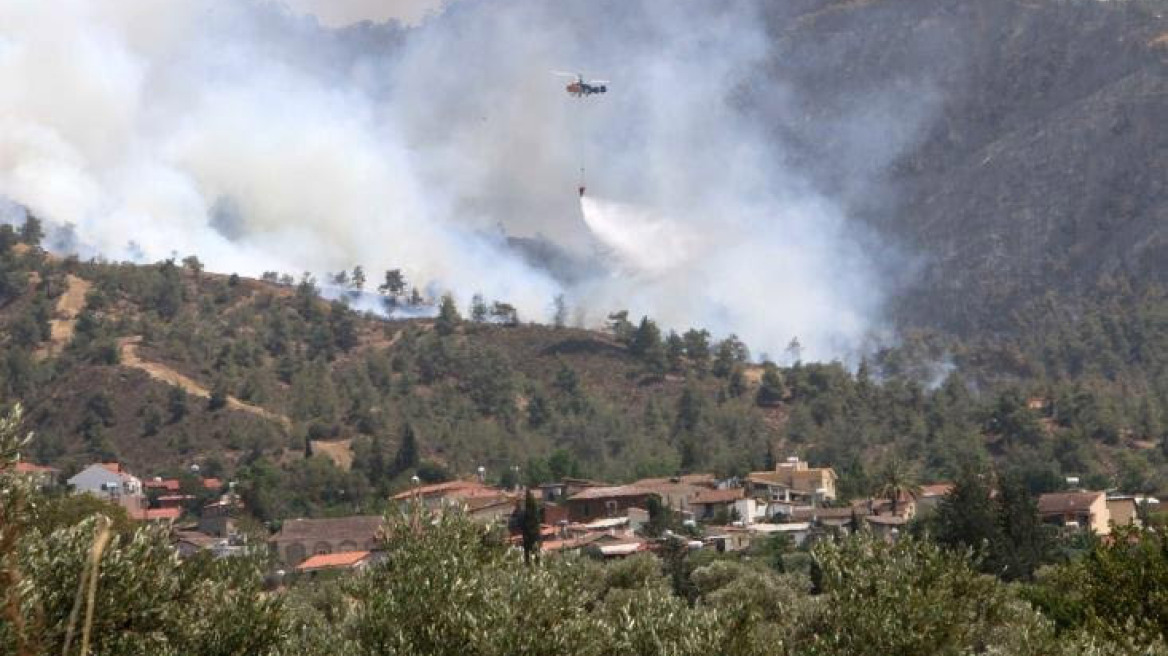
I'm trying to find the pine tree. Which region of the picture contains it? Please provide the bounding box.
[19,215,43,247]
[727,366,747,398]
[682,329,711,370]
[552,294,568,329]
[520,489,542,565]
[665,331,686,372]
[470,293,488,322]
[675,383,705,434]
[630,317,662,358]
[935,468,1000,560]
[379,269,406,297]
[436,293,462,336]
[208,379,229,411]
[756,362,785,407]
[606,310,635,345]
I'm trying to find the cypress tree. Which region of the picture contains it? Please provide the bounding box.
[994,473,1050,580]
[393,423,419,475]
[521,489,542,565]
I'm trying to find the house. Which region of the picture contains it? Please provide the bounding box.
[739,521,814,547]
[172,527,250,559]
[565,485,654,523]
[68,463,147,515]
[144,477,181,493]
[1105,496,1142,529]
[537,478,606,503]
[156,494,195,510]
[270,516,384,567]
[199,495,242,537]
[14,462,59,489]
[629,480,703,514]
[174,530,227,558]
[389,480,502,511]
[734,497,768,525]
[464,494,518,525]
[855,490,918,519]
[633,474,718,489]
[746,457,837,503]
[789,506,865,531]
[916,483,954,517]
[1038,491,1110,534]
[689,488,746,521]
[295,550,379,574]
[703,526,754,552]
[130,507,182,524]
[865,514,909,541]
[582,534,649,558]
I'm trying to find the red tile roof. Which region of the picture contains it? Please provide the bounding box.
[690,488,745,505]
[14,462,58,474]
[145,479,181,491]
[296,551,371,571]
[389,480,495,501]
[202,478,223,490]
[919,483,954,498]
[100,462,123,474]
[135,507,182,522]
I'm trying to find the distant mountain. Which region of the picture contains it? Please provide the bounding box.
[759,0,1168,333]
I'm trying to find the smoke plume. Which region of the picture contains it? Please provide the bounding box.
[0,0,934,361]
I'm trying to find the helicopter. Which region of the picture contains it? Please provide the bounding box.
[553,71,609,97]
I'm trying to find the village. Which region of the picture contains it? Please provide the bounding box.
[14,455,1154,578]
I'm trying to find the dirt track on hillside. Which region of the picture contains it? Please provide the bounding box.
[118,336,291,429]
[310,439,354,471]
[36,274,91,359]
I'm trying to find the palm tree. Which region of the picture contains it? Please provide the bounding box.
[873,458,922,516]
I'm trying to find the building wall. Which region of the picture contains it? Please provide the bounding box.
[1106,499,1138,529]
[275,537,382,567]
[69,466,146,514]
[567,494,649,523]
[1089,495,1111,535]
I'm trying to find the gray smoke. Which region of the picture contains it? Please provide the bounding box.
[0,0,936,361]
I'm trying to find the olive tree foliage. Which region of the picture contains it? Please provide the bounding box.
[342,505,725,656]
[798,534,1167,656]
[0,404,288,656]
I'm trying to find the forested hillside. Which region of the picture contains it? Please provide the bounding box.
[2,218,1167,520]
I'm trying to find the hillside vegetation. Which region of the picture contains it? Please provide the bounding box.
[2,219,1167,519]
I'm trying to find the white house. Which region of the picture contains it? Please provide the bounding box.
[68,463,146,514]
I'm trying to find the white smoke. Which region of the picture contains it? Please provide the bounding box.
[0,0,933,361]
[276,0,454,27]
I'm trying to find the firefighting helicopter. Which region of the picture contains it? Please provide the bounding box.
[554,72,609,196]
[553,71,609,97]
